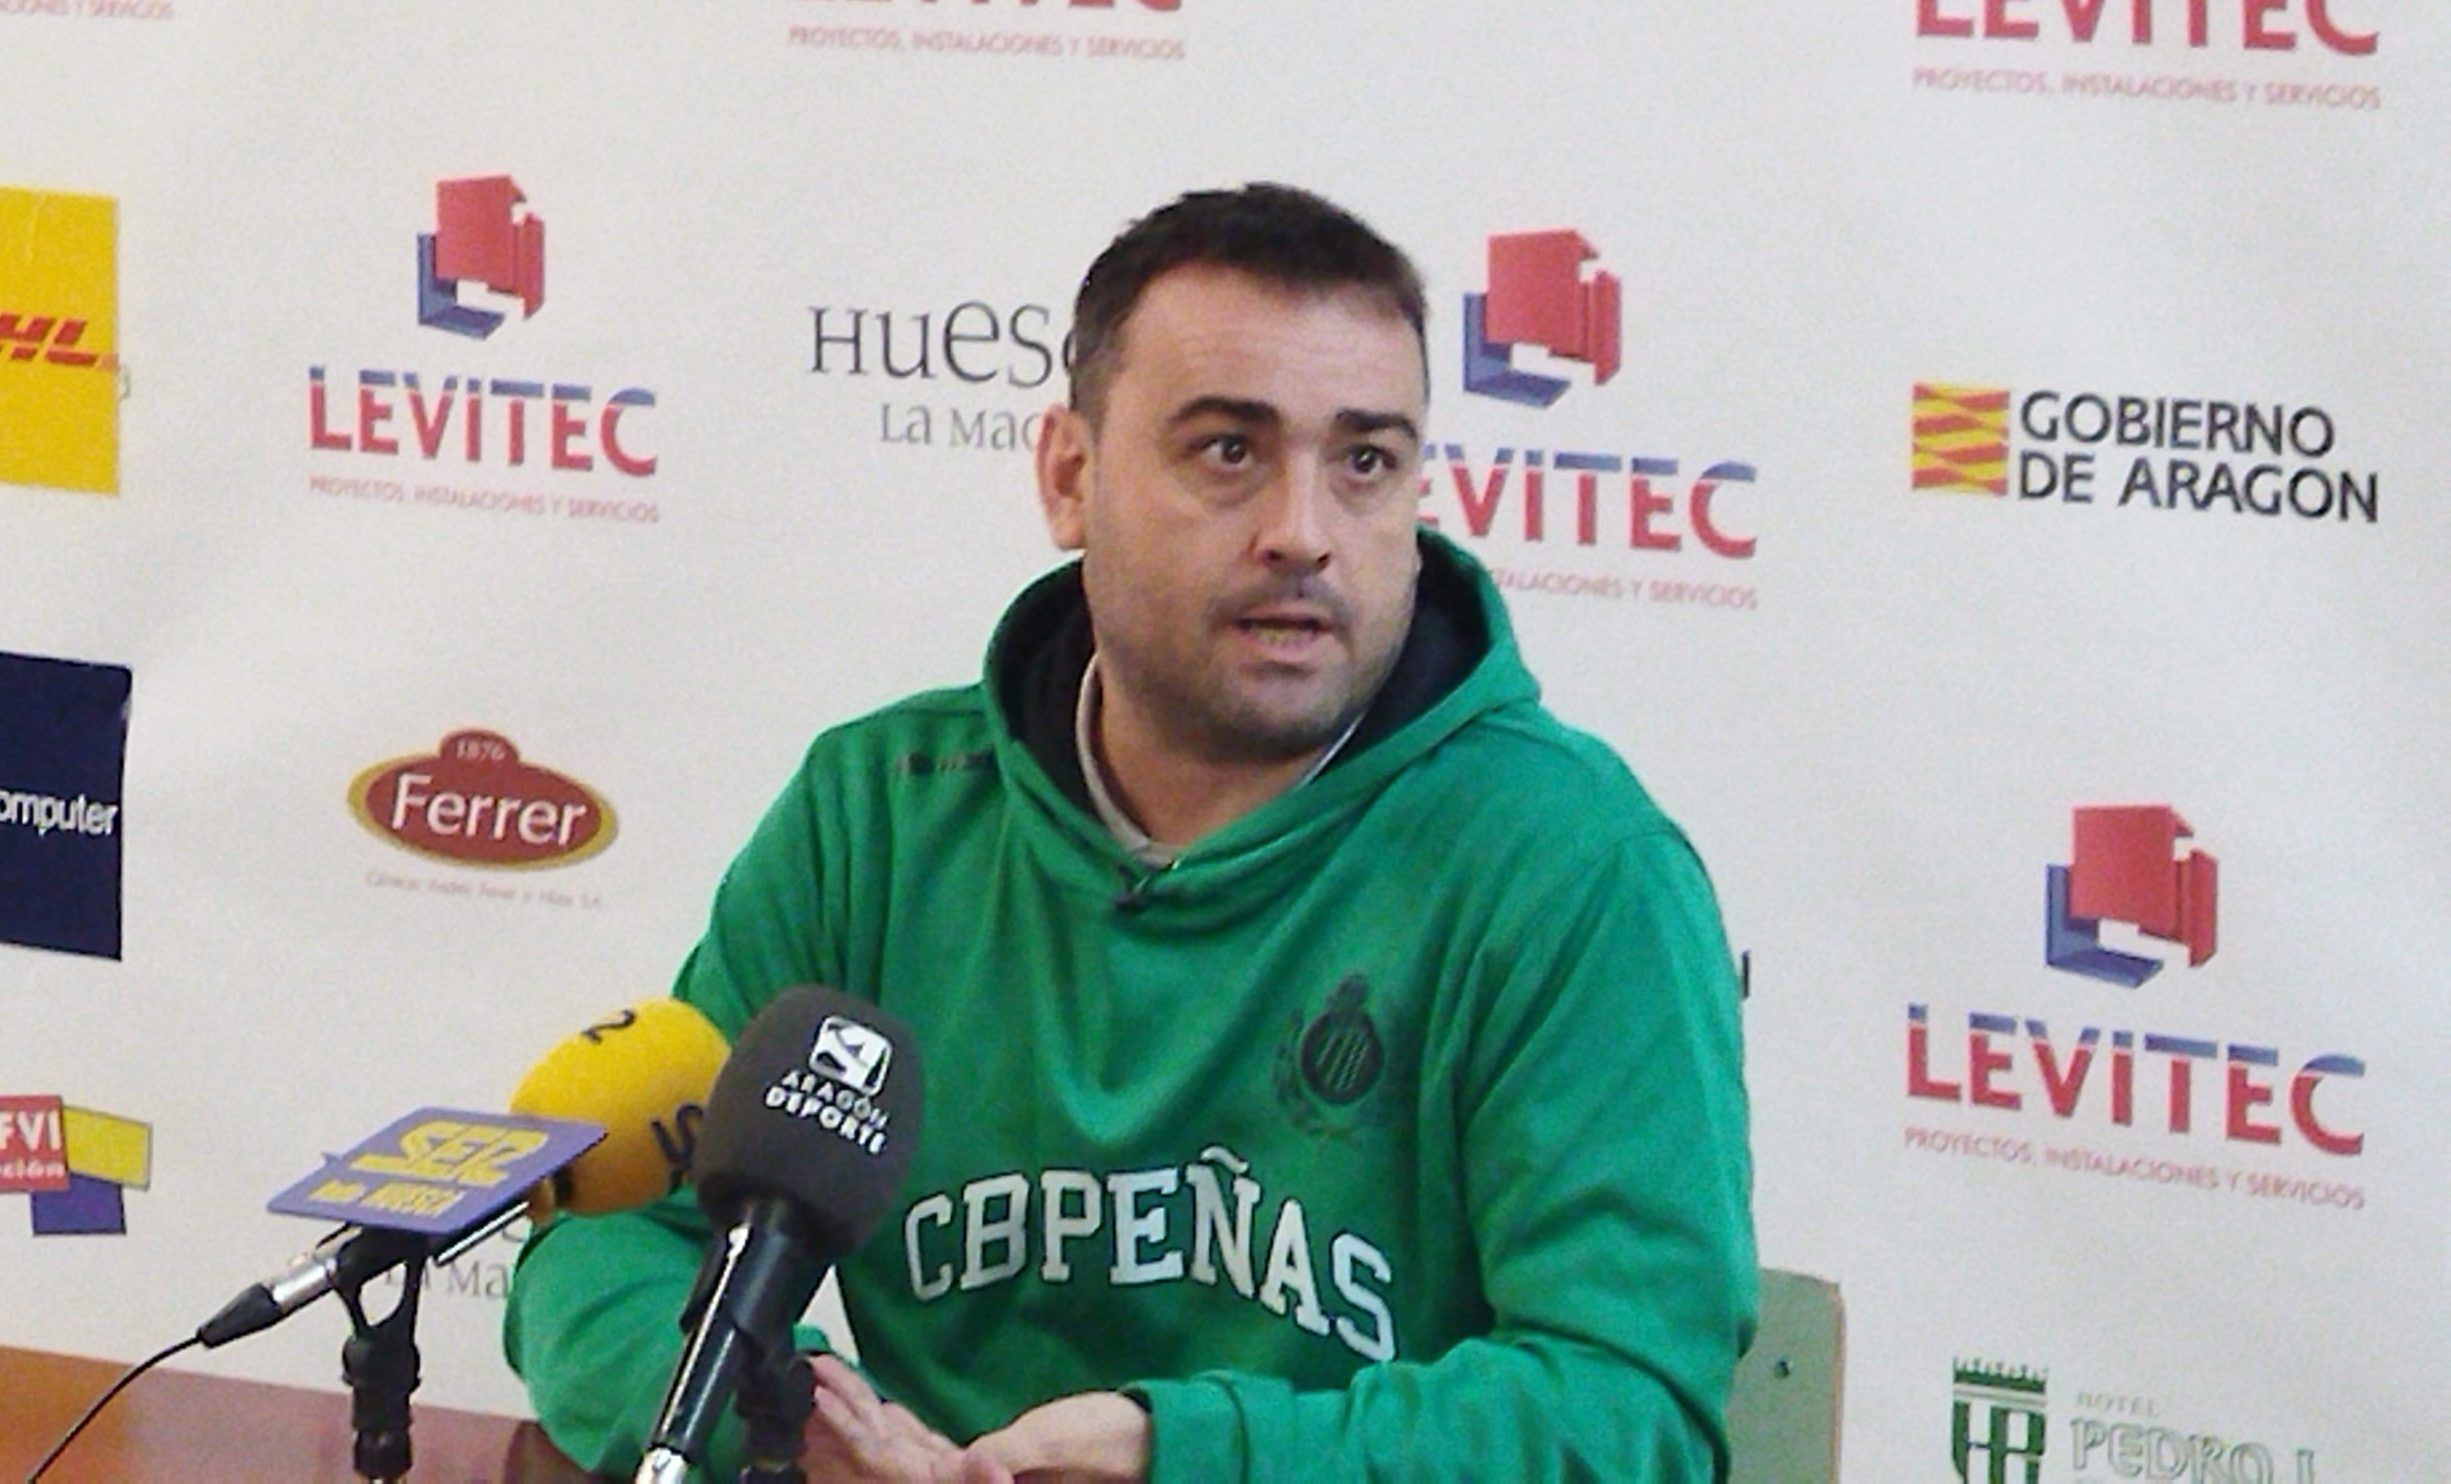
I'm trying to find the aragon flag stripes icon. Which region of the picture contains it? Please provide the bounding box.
[1912,383,2010,495]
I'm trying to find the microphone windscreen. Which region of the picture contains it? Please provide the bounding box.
[692,986,923,1260]
[509,999,729,1218]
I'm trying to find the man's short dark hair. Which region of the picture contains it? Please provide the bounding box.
[1067,183,1429,423]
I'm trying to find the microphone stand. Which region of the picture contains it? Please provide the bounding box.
[736,1346,815,1484]
[333,1228,434,1484]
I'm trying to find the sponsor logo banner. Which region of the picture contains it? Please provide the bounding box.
[787,0,1188,63]
[0,187,118,495]
[1947,1355,2320,1483]
[1427,227,1765,615]
[1909,0,2383,111]
[808,292,1065,456]
[1908,382,2379,524]
[0,651,130,960]
[349,729,615,871]
[1,1095,151,1236]
[268,1108,601,1236]
[307,176,662,528]
[1902,806,2370,1211]
[0,0,173,24]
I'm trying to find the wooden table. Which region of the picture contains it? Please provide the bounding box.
[0,1345,590,1482]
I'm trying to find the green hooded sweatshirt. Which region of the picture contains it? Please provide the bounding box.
[505,533,1756,1480]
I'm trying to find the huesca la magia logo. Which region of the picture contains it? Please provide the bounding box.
[350,729,615,869]
[0,186,120,496]
[1,1096,151,1236]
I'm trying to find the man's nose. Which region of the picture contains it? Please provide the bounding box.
[1252,458,1332,573]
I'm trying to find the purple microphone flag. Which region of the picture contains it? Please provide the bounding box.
[268,1106,603,1236]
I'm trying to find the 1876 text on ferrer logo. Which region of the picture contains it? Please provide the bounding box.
[350,730,614,870]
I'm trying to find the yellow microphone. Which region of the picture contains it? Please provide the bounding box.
[509,999,730,1220]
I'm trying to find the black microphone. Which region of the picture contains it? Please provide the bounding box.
[636,987,924,1484]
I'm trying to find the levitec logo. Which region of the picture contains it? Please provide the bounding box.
[1907,382,2379,524]
[307,177,661,525]
[0,1096,151,1236]
[0,186,119,495]
[0,651,130,960]
[1952,1359,2048,1484]
[1904,807,2368,1175]
[1424,224,1765,613]
[1914,0,2375,55]
[349,729,615,870]
[1462,231,1620,408]
[416,176,543,340]
[1909,0,2382,111]
[2047,805,2216,988]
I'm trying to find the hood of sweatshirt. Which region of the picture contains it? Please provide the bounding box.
[980,530,1542,931]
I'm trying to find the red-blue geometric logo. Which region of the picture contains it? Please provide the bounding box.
[415,176,545,340]
[2045,805,2218,988]
[1461,230,1621,408]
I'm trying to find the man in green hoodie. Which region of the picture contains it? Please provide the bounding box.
[506,184,1755,1482]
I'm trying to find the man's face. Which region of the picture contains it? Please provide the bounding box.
[1036,264,1428,766]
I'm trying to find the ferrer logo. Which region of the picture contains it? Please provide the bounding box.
[416,177,544,340]
[0,186,119,495]
[349,729,615,870]
[1907,382,2378,524]
[2047,805,2215,987]
[0,1096,151,1236]
[1463,231,1621,408]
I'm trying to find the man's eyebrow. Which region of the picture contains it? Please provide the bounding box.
[1336,409,1422,444]
[1166,396,1281,429]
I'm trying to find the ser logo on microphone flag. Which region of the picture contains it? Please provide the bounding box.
[811,1015,893,1096]
[267,1107,603,1235]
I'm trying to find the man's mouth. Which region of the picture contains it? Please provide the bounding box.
[1232,609,1335,652]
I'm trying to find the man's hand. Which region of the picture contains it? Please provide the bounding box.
[964,1391,1151,1483]
[803,1354,1012,1483]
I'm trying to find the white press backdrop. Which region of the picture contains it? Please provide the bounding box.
[2,3,2444,1478]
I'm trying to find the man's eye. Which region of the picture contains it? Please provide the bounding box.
[1347,445,1399,477]
[1200,435,1253,467]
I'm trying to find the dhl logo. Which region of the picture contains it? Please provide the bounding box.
[0,187,119,495]
[0,314,117,371]
[1912,383,2010,496]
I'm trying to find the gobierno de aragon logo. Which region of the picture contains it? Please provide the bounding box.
[349,730,614,869]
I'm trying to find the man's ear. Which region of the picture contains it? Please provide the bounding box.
[1034,403,1093,552]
